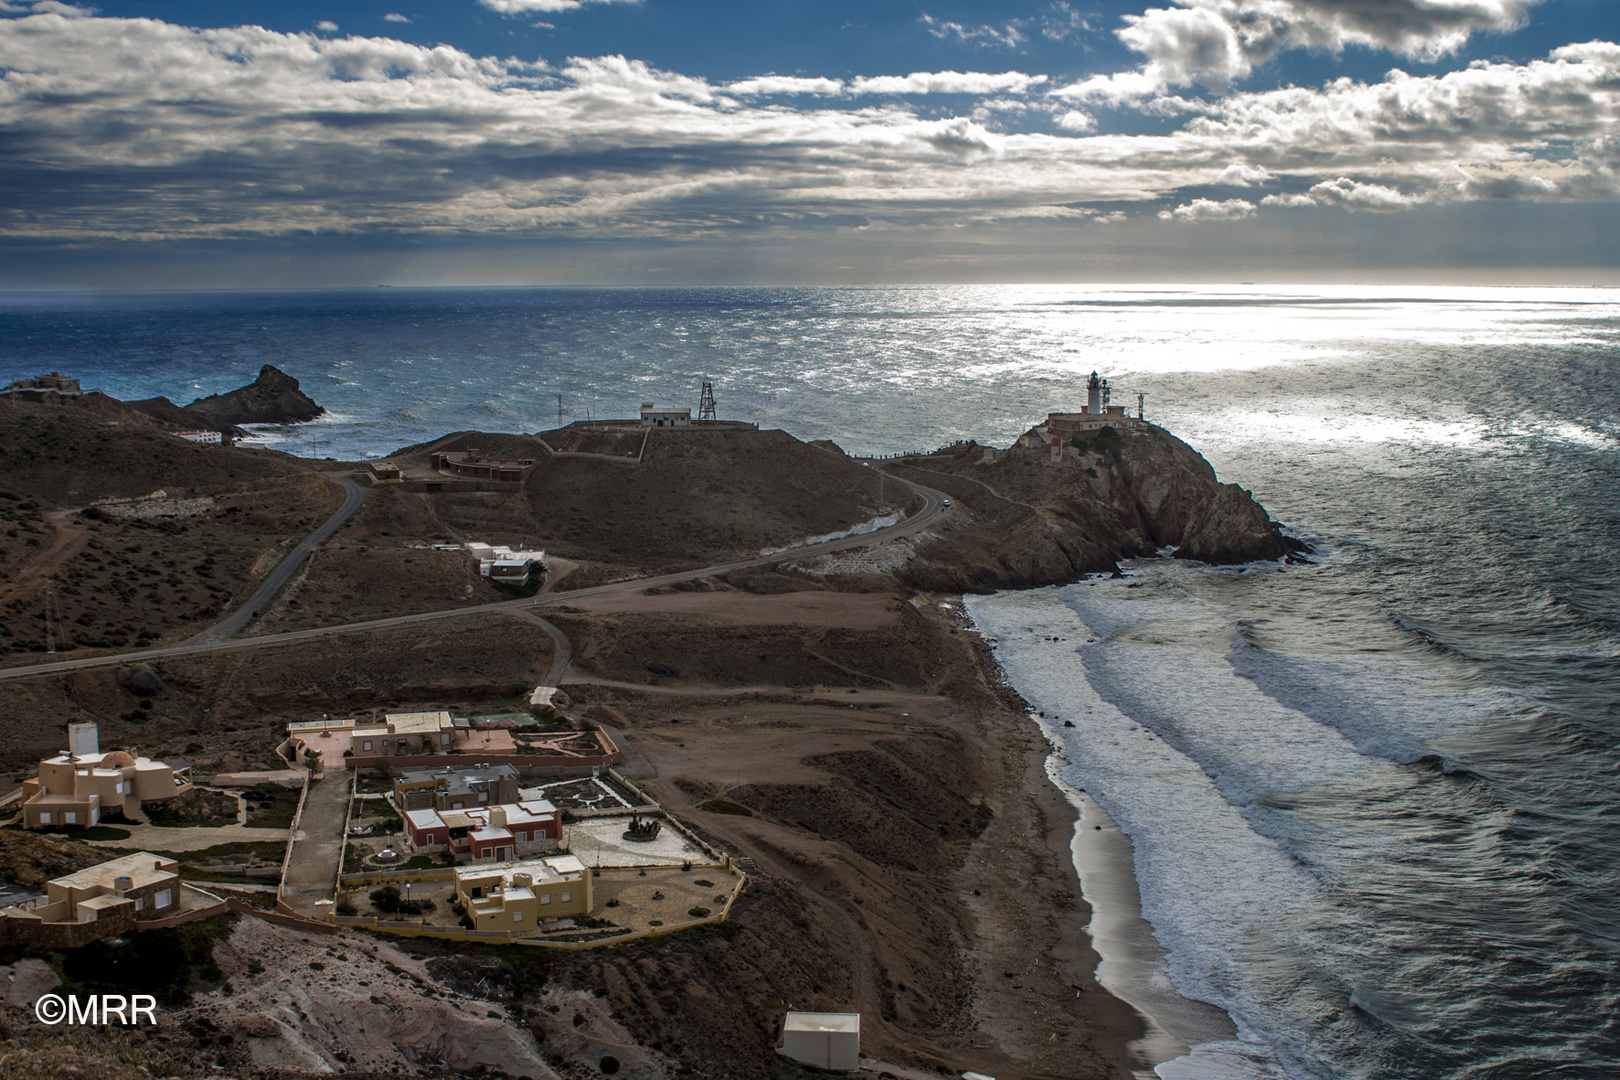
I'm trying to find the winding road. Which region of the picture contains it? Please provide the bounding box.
[0,474,947,683]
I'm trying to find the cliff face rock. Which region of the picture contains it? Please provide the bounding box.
[890,425,1295,592]
[185,364,325,428]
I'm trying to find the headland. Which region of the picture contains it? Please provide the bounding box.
[0,379,1301,1080]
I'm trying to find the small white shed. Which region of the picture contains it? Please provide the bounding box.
[779,1011,860,1071]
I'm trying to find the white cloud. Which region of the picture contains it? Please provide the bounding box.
[1159,197,1257,220]
[1217,162,1270,185]
[727,75,844,96]
[920,13,1025,49]
[1095,0,1545,92]
[849,70,1047,96]
[384,13,409,23]
[315,20,338,32]
[479,0,638,12]
[1056,109,1096,132]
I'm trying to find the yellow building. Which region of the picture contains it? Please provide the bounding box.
[20,722,190,828]
[454,854,592,932]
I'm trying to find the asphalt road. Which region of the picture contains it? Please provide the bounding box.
[198,475,368,642]
[0,473,947,682]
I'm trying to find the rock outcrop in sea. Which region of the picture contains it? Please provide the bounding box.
[182,364,325,428]
[889,424,1304,591]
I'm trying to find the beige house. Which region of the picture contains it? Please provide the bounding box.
[0,852,181,948]
[454,854,592,932]
[20,722,190,828]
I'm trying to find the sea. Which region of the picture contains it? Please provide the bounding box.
[3,285,1617,1079]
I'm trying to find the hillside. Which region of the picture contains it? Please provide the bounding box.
[359,425,917,583]
[0,398,337,661]
[888,423,1301,591]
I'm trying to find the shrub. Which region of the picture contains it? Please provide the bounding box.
[698,799,752,817]
[370,885,402,913]
[687,907,711,918]
[335,895,357,917]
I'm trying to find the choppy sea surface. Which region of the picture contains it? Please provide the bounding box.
[4,285,1619,1078]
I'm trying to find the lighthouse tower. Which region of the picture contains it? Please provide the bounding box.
[1087,371,1103,414]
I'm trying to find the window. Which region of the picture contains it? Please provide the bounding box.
[540,894,551,905]
[470,887,482,898]
[38,812,50,824]
[513,910,523,923]
[560,891,571,903]
[65,811,77,824]
[441,733,450,746]
[362,741,373,751]
[134,898,144,910]
[114,781,124,794]
[155,890,172,909]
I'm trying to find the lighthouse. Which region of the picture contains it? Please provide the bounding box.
[1087,371,1103,414]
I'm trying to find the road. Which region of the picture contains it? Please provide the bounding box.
[0,473,947,682]
[197,475,368,642]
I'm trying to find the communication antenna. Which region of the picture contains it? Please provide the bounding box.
[697,380,717,422]
[557,393,563,429]
[1137,392,1147,421]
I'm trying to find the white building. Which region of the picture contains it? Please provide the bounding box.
[779,1012,860,1072]
[640,403,691,427]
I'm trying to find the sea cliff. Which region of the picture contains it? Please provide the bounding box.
[887,423,1303,592]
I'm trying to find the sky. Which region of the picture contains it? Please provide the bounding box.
[2,0,1618,286]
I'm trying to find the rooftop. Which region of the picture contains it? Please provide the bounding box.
[51,851,177,893]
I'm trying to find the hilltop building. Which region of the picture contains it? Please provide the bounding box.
[430,449,538,484]
[463,542,547,585]
[454,854,591,930]
[1018,371,1143,461]
[19,722,191,828]
[640,403,692,427]
[3,372,82,395]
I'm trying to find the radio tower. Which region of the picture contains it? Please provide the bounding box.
[697,380,717,422]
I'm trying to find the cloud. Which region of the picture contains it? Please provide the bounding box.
[1094,0,1545,92]
[315,20,338,32]
[0,9,1613,251]
[479,0,638,13]
[921,13,1025,49]
[727,75,844,96]
[1056,109,1096,132]
[849,70,1047,96]
[384,13,410,23]
[1158,197,1257,220]
[1262,177,1422,209]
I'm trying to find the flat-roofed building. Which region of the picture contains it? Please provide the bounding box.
[779,1012,861,1072]
[19,723,191,828]
[454,854,591,931]
[395,763,520,811]
[639,403,691,427]
[430,450,537,484]
[3,371,82,394]
[367,459,402,482]
[0,851,182,948]
[405,798,561,861]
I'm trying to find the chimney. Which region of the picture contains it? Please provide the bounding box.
[114,876,133,894]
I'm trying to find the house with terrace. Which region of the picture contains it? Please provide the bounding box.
[454,854,591,931]
[405,799,562,862]
[20,722,191,828]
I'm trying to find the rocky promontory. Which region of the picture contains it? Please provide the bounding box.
[887,423,1302,592]
[182,364,325,428]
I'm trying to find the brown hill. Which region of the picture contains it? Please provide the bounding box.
[890,424,1299,591]
[364,425,917,580]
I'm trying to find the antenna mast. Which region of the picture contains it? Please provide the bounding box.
[697,380,717,422]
